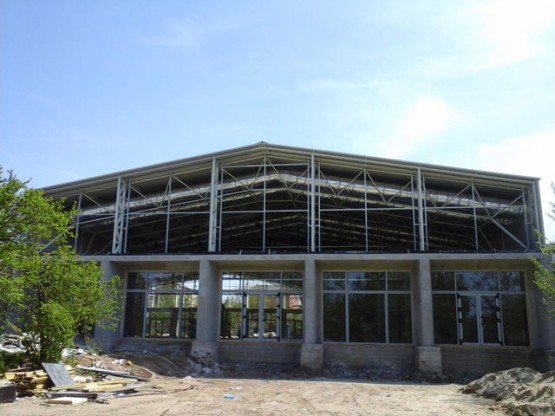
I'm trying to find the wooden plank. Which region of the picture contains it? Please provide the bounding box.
[42,363,75,387]
[50,378,136,391]
[45,396,88,405]
[76,365,149,382]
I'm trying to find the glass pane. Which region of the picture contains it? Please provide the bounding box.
[146,294,179,337]
[323,293,345,341]
[222,273,242,291]
[349,294,385,342]
[262,295,278,339]
[244,272,280,290]
[480,295,500,344]
[431,272,454,291]
[387,272,411,291]
[123,292,145,337]
[323,272,345,290]
[246,294,260,338]
[456,272,498,292]
[500,272,525,292]
[183,273,199,290]
[149,272,183,291]
[282,294,303,339]
[127,272,148,290]
[181,294,198,339]
[388,294,412,343]
[432,294,458,344]
[347,272,386,291]
[459,295,479,343]
[221,294,243,339]
[501,294,529,346]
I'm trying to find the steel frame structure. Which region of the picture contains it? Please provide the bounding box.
[43,143,543,255]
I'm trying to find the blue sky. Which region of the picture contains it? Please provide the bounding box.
[2,0,555,239]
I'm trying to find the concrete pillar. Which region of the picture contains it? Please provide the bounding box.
[192,258,220,359]
[93,258,124,351]
[301,258,324,370]
[531,256,555,370]
[415,258,442,374]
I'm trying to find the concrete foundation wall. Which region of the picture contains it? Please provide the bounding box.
[441,346,534,380]
[324,344,415,374]
[219,341,302,364]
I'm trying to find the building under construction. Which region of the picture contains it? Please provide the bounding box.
[43,143,554,378]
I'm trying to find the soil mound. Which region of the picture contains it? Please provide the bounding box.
[462,367,555,416]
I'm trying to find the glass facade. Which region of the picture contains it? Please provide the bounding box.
[323,271,412,343]
[123,272,199,338]
[221,271,303,340]
[432,271,529,346]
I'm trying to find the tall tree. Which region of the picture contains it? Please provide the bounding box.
[0,168,121,364]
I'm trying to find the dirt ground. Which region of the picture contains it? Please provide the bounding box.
[2,351,507,416]
[4,375,506,416]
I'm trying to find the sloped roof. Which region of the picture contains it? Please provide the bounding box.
[43,142,539,199]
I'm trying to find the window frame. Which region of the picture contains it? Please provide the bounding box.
[323,271,412,344]
[431,271,529,346]
[123,271,199,339]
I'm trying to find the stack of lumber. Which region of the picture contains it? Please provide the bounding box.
[46,377,141,401]
[1,365,75,396]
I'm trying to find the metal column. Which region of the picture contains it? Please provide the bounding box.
[208,157,219,252]
[112,177,129,254]
[310,153,316,252]
[416,168,427,251]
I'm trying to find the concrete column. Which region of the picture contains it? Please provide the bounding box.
[192,258,220,359]
[301,258,324,370]
[415,258,442,374]
[532,256,555,370]
[93,258,124,351]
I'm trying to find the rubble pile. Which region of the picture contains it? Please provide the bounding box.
[462,367,555,416]
[0,334,26,354]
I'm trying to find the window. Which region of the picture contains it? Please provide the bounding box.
[432,271,529,346]
[123,272,199,338]
[323,271,412,343]
[221,271,303,340]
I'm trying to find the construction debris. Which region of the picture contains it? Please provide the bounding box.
[1,366,74,395]
[462,367,555,416]
[0,380,17,403]
[0,360,147,405]
[76,365,150,382]
[42,362,76,386]
[0,334,25,354]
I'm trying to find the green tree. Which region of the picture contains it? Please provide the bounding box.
[0,168,121,364]
[532,184,555,315]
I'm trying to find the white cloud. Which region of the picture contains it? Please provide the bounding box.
[475,132,555,240]
[141,18,239,49]
[298,78,372,92]
[470,0,555,68]
[381,96,459,159]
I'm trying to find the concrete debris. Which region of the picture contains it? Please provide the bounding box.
[462,367,555,416]
[0,334,26,354]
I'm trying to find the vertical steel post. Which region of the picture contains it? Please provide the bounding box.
[112,177,128,254]
[364,167,369,251]
[74,191,82,251]
[416,168,426,251]
[310,153,316,252]
[262,156,267,252]
[472,181,479,250]
[164,174,172,253]
[208,157,219,252]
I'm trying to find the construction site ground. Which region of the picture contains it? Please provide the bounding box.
[1,350,510,416]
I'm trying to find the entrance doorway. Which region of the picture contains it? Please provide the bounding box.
[458,294,502,344]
